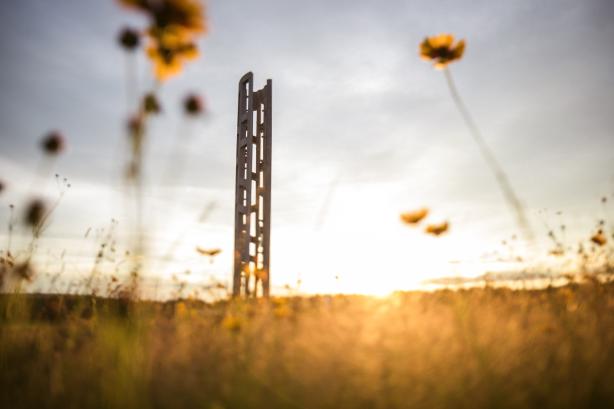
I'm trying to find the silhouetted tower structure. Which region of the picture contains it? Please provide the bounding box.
[233,72,272,298]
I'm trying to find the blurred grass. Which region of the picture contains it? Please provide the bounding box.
[1,282,614,409]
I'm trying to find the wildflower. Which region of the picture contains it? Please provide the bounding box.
[118,0,207,81]
[196,247,221,257]
[418,34,533,242]
[41,131,65,155]
[425,221,449,236]
[273,299,291,318]
[175,301,187,318]
[591,230,607,246]
[147,42,199,80]
[222,314,242,332]
[197,247,221,264]
[400,208,429,225]
[143,92,161,114]
[419,33,465,69]
[24,199,46,228]
[118,0,207,35]
[118,27,141,51]
[184,93,204,115]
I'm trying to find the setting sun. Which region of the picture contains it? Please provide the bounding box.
[1,1,613,408]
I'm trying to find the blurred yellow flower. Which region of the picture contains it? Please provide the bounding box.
[118,0,206,81]
[146,42,199,81]
[425,221,449,236]
[196,247,221,257]
[196,246,221,264]
[400,208,429,225]
[175,301,188,318]
[118,0,206,33]
[591,230,607,246]
[420,33,465,69]
[221,314,242,332]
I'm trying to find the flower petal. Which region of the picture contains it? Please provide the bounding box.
[428,33,454,48]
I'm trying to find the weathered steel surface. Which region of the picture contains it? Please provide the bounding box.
[233,73,272,297]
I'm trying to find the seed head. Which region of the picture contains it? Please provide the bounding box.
[24,198,46,228]
[41,131,65,155]
[183,93,204,115]
[143,93,161,114]
[118,27,140,51]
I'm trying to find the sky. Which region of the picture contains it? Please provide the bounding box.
[0,0,613,297]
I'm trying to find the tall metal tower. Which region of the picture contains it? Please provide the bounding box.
[233,72,272,298]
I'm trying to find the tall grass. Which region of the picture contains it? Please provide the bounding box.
[1,282,613,409]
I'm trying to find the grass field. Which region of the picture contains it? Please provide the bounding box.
[2,281,613,409]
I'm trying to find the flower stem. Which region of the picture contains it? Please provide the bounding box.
[443,68,534,242]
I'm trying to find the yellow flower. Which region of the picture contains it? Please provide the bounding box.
[175,301,187,318]
[420,33,465,69]
[196,247,221,257]
[222,314,242,332]
[196,246,221,263]
[118,0,206,81]
[146,42,199,80]
[425,221,449,236]
[591,230,607,246]
[118,0,206,36]
[400,208,429,225]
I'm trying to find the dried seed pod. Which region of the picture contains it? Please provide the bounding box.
[143,93,161,114]
[183,93,204,115]
[24,198,46,228]
[118,27,140,51]
[41,131,65,155]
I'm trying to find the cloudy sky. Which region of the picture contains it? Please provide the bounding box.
[0,0,613,296]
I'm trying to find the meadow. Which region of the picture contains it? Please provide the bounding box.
[2,280,614,409]
[2,2,614,408]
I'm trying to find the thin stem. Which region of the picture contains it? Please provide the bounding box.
[125,53,138,112]
[443,68,534,243]
[7,204,14,254]
[314,170,341,229]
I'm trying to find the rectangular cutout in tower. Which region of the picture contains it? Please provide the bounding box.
[233,72,272,298]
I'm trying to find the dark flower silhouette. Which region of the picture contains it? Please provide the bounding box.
[41,131,65,155]
[118,27,141,51]
[184,93,203,115]
[24,199,46,228]
[143,92,161,114]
